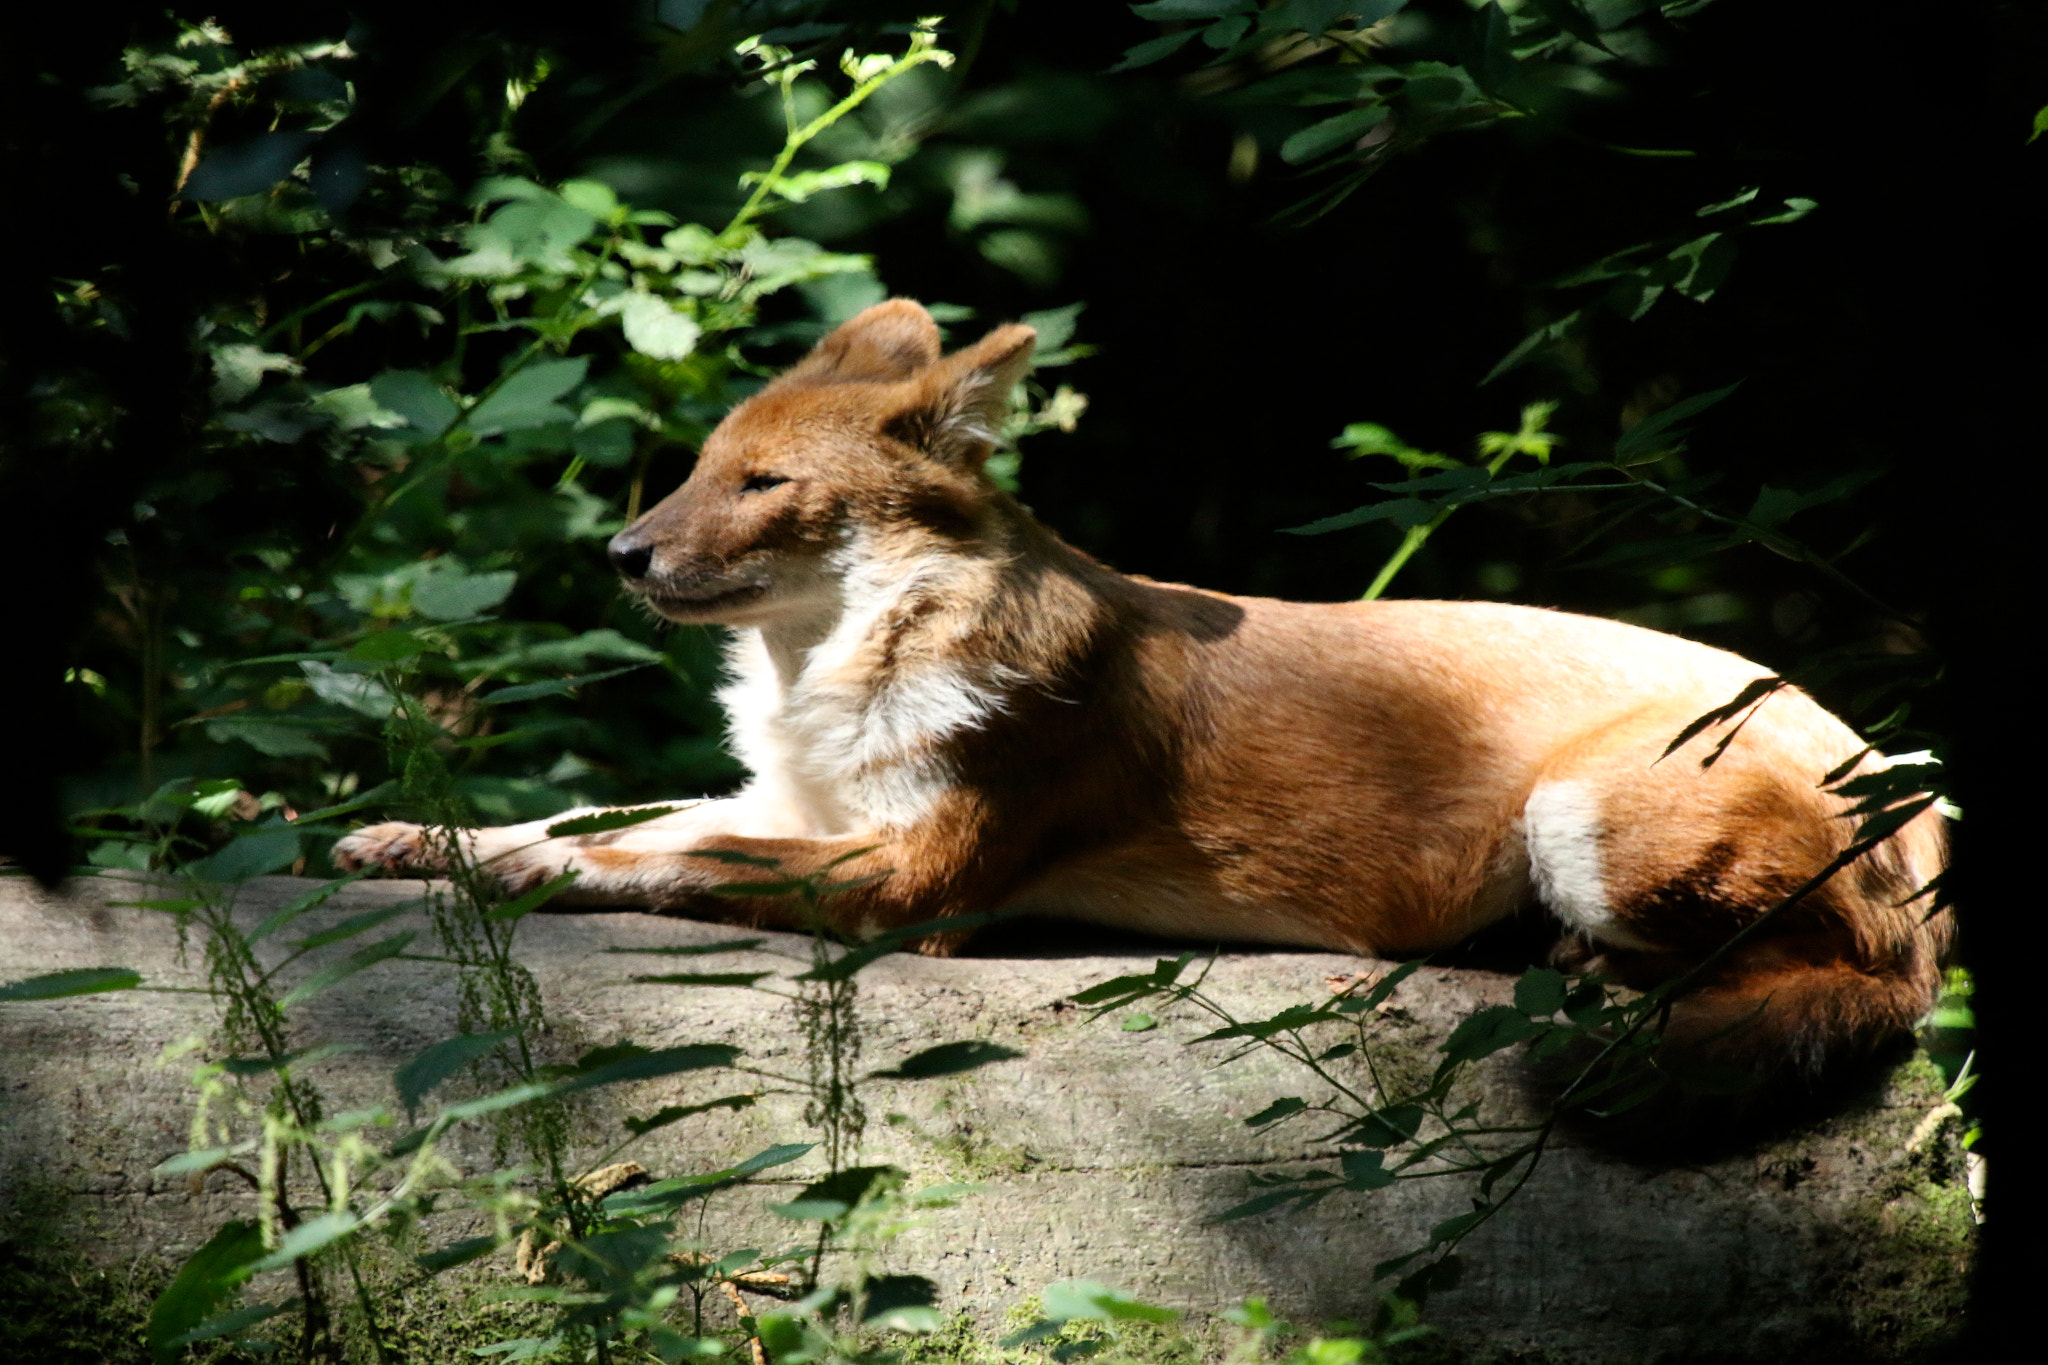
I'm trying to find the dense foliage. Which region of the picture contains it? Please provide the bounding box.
[3,0,2041,1356]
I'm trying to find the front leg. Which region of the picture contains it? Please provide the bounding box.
[330,795,794,899]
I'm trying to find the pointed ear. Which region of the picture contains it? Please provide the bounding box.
[780,298,942,385]
[885,323,1037,467]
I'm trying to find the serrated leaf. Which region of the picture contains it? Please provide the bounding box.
[1281,106,1389,164]
[1040,1279,1179,1324]
[482,871,581,922]
[186,829,302,884]
[618,295,702,361]
[545,805,676,837]
[1279,499,1436,535]
[1514,967,1568,1017]
[1107,29,1202,73]
[552,1043,740,1096]
[0,967,143,1001]
[368,370,459,437]
[484,663,650,704]
[245,872,372,944]
[412,570,516,621]
[347,630,430,664]
[294,903,413,951]
[146,1221,266,1363]
[394,1029,520,1117]
[181,131,316,201]
[276,931,415,1008]
[244,1211,358,1276]
[1613,382,1743,461]
[469,357,589,435]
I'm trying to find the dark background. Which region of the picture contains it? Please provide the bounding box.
[3,0,2041,1340]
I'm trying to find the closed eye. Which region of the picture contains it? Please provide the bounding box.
[740,473,790,493]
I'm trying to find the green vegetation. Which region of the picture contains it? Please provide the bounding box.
[5,0,2023,1358]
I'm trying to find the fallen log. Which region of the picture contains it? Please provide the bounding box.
[0,874,1971,1361]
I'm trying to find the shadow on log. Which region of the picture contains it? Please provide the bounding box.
[0,875,1971,1362]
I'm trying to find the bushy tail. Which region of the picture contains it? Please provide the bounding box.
[1667,803,1951,1081]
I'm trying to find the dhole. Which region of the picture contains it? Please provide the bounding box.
[335,299,1950,1078]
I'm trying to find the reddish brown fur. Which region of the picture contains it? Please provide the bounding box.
[334,300,1952,1081]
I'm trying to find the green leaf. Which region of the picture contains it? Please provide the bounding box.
[544,804,677,837]
[1131,0,1250,17]
[1121,1012,1157,1032]
[1279,499,1436,535]
[603,938,768,957]
[557,178,619,217]
[482,871,581,922]
[288,784,401,828]
[245,1211,358,1275]
[1281,106,1388,165]
[169,1296,301,1347]
[1020,301,1086,355]
[294,903,415,951]
[484,663,650,704]
[412,570,517,621]
[147,1221,266,1364]
[1613,382,1742,461]
[1745,470,1882,528]
[1481,309,1586,385]
[601,1142,815,1216]
[1070,954,1197,1006]
[552,1043,741,1096]
[1437,1004,1540,1068]
[1332,421,1458,469]
[440,1082,555,1122]
[469,357,590,434]
[1657,677,1784,762]
[299,660,399,716]
[1528,0,1615,53]
[348,630,430,664]
[204,716,331,760]
[1040,1280,1179,1324]
[0,967,142,1002]
[395,1029,520,1117]
[186,829,302,884]
[369,370,459,437]
[276,931,416,1008]
[687,847,782,869]
[245,873,372,944]
[618,295,703,361]
[870,1040,1025,1080]
[1107,29,1202,73]
[1513,967,1568,1017]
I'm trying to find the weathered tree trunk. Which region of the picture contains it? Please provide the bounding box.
[0,875,1970,1361]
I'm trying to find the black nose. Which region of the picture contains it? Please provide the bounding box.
[608,535,653,580]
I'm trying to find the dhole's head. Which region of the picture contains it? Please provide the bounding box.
[607,299,1035,625]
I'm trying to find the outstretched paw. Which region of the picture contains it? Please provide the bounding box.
[332,821,442,876]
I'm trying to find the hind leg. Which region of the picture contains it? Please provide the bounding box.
[1521,700,1942,1072]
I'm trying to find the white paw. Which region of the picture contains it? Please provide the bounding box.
[331,821,440,875]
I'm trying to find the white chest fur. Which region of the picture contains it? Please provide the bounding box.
[715,542,1021,836]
